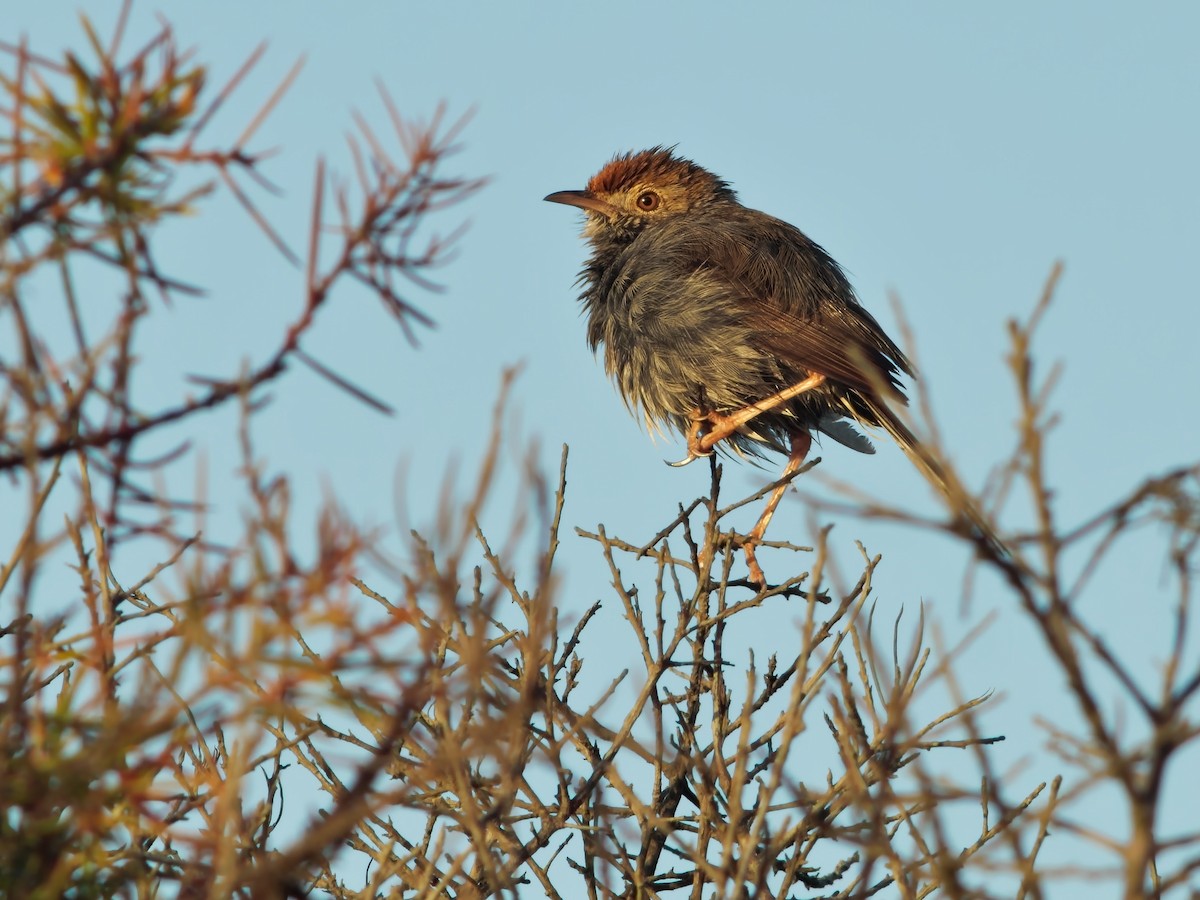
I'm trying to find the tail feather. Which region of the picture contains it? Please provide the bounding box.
[817,416,876,455]
[866,400,1007,557]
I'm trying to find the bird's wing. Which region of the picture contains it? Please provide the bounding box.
[691,217,913,400]
[742,300,910,400]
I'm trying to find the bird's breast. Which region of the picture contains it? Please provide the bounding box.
[581,253,781,427]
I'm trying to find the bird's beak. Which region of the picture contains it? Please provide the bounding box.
[544,189,617,218]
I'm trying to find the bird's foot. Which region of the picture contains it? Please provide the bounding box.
[667,413,719,467]
[729,535,768,592]
[744,549,767,589]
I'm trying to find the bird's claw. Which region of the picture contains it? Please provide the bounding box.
[667,436,717,467]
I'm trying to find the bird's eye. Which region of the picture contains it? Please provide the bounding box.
[635,191,661,211]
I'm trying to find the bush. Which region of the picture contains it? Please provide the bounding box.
[3,12,1198,899]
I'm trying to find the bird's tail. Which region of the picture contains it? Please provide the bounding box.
[866,400,1007,558]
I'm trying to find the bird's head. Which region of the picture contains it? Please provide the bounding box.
[545,147,736,242]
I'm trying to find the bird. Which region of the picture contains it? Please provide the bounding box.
[545,147,998,586]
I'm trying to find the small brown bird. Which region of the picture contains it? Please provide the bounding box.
[546,147,995,585]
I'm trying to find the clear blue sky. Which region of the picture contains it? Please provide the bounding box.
[8,3,1200,894]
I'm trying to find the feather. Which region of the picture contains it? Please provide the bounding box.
[817,418,876,454]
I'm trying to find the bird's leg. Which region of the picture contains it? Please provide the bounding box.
[743,431,812,588]
[700,373,826,452]
[666,373,826,467]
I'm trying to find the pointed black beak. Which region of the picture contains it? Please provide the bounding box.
[544,190,617,218]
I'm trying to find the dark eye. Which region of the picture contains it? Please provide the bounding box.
[635,191,660,211]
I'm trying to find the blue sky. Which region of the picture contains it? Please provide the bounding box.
[7,3,1200,894]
